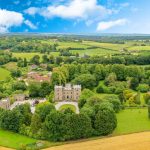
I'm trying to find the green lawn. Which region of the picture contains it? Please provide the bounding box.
[113,108,150,135]
[0,129,37,149]
[59,104,76,112]
[0,68,10,80]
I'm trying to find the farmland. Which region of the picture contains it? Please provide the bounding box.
[44,132,150,150]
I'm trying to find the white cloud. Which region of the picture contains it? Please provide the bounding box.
[97,19,128,31]
[0,9,24,33]
[25,0,112,21]
[24,7,39,16]
[24,20,37,29]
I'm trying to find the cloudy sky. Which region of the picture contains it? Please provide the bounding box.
[0,0,150,34]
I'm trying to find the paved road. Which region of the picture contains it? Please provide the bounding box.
[55,101,79,114]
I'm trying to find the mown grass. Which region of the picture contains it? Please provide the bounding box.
[0,68,10,80]
[113,108,150,135]
[0,129,37,149]
[59,104,76,112]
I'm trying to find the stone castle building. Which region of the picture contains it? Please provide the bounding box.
[54,84,81,101]
[0,98,10,110]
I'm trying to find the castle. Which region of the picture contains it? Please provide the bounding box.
[54,84,81,102]
[0,98,10,110]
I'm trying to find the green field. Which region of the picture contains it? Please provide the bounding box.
[82,41,126,50]
[70,48,118,56]
[0,68,10,80]
[114,108,150,135]
[59,104,76,112]
[12,52,59,60]
[0,129,37,149]
[128,46,150,51]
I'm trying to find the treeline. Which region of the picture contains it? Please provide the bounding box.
[54,54,150,65]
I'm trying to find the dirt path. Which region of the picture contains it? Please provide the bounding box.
[43,132,150,150]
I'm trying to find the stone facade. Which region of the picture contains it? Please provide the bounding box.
[0,98,10,110]
[14,94,26,101]
[54,84,81,102]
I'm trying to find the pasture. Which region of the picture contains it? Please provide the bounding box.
[0,68,10,80]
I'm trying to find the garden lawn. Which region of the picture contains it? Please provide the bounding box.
[0,68,10,80]
[0,129,37,149]
[113,108,150,135]
[59,104,76,112]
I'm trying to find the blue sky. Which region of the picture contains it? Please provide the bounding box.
[0,0,150,34]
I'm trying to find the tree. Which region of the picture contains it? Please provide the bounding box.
[0,109,23,132]
[12,81,27,91]
[104,95,121,113]
[136,84,149,92]
[35,102,55,122]
[44,111,65,141]
[42,55,49,63]
[144,93,150,104]
[39,82,51,97]
[72,74,97,89]
[94,105,117,136]
[105,73,117,86]
[63,114,93,140]
[78,89,94,109]
[31,55,40,65]
[30,113,42,136]
[87,95,103,107]
[14,103,32,126]
[29,82,41,97]
[11,69,22,78]
[130,78,139,90]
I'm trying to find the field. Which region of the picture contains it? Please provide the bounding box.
[0,129,37,149]
[128,46,150,51]
[114,108,150,135]
[0,68,11,80]
[12,52,59,61]
[44,132,150,150]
